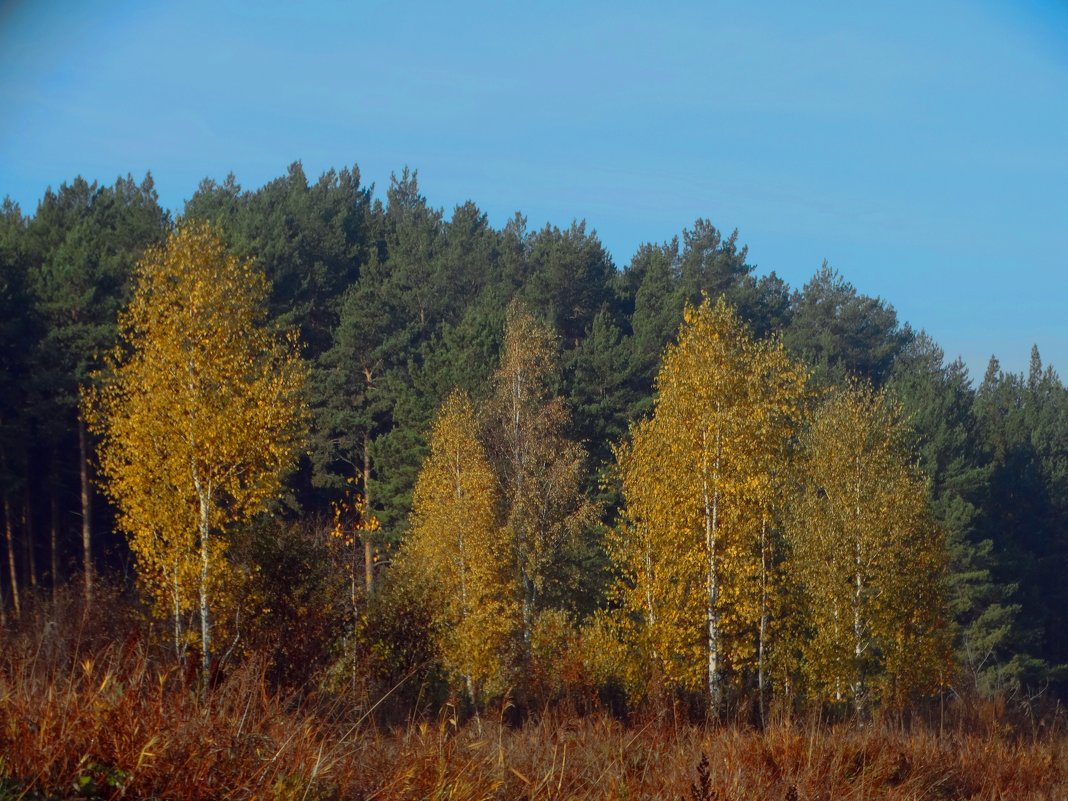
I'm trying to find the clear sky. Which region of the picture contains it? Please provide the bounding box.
[2,0,1066,379]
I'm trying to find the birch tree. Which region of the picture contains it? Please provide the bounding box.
[482,300,595,648]
[790,382,949,713]
[85,223,306,678]
[612,297,806,714]
[399,390,515,704]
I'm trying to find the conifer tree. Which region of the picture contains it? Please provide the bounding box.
[784,262,911,387]
[890,335,1018,695]
[30,175,168,604]
[974,352,1068,683]
[0,199,38,619]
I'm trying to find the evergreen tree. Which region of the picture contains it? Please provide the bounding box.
[564,309,637,478]
[974,351,1068,685]
[522,221,615,347]
[0,199,39,618]
[29,175,169,603]
[625,240,681,416]
[890,334,1020,695]
[184,162,372,359]
[785,262,911,387]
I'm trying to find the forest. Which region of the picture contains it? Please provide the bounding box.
[1,163,1067,799]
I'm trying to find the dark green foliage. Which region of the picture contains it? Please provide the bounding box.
[785,261,912,387]
[973,351,1068,688]
[17,175,169,585]
[677,219,750,304]
[617,220,791,420]
[891,334,1020,694]
[31,175,168,394]
[183,162,372,359]
[0,201,40,576]
[0,200,38,432]
[564,309,637,503]
[310,264,397,492]
[625,241,681,414]
[521,221,615,346]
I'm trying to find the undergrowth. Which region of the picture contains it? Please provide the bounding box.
[1,589,1064,800]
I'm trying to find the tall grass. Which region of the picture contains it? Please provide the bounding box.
[1,589,1064,800]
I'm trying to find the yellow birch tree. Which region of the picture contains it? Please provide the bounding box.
[398,390,515,704]
[482,300,595,651]
[789,382,949,714]
[85,223,307,678]
[612,296,807,714]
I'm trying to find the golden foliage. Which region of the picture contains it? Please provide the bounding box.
[331,481,380,548]
[482,300,596,644]
[612,296,808,705]
[84,223,307,664]
[789,382,950,710]
[398,390,517,703]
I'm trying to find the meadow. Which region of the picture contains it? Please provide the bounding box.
[2,588,1063,801]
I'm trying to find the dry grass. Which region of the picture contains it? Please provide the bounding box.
[1,596,1065,800]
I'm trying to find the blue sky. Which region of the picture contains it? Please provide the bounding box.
[2,0,1066,379]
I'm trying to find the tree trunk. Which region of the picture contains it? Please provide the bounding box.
[23,480,36,590]
[455,453,475,706]
[1,445,20,620]
[78,418,93,606]
[3,484,20,620]
[853,545,866,719]
[193,472,212,683]
[644,531,656,628]
[702,428,722,716]
[172,565,184,661]
[511,361,532,649]
[852,466,866,720]
[832,602,842,702]
[521,570,534,646]
[362,432,374,594]
[758,512,769,727]
[50,471,60,604]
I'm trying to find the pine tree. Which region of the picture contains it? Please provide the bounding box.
[29,175,168,604]
[784,262,911,387]
[0,199,39,619]
[974,351,1068,684]
[890,334,1018,696]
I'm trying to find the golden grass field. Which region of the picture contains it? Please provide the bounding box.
[1,591,1064,801]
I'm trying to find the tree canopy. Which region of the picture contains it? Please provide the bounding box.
[1,162,1066,711]
[85,223,307,674]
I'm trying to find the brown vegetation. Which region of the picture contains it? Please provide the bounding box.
[1,589,1064,801]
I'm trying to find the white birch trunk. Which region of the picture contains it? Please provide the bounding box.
[702,428,722,715]
[192,467,212,682]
